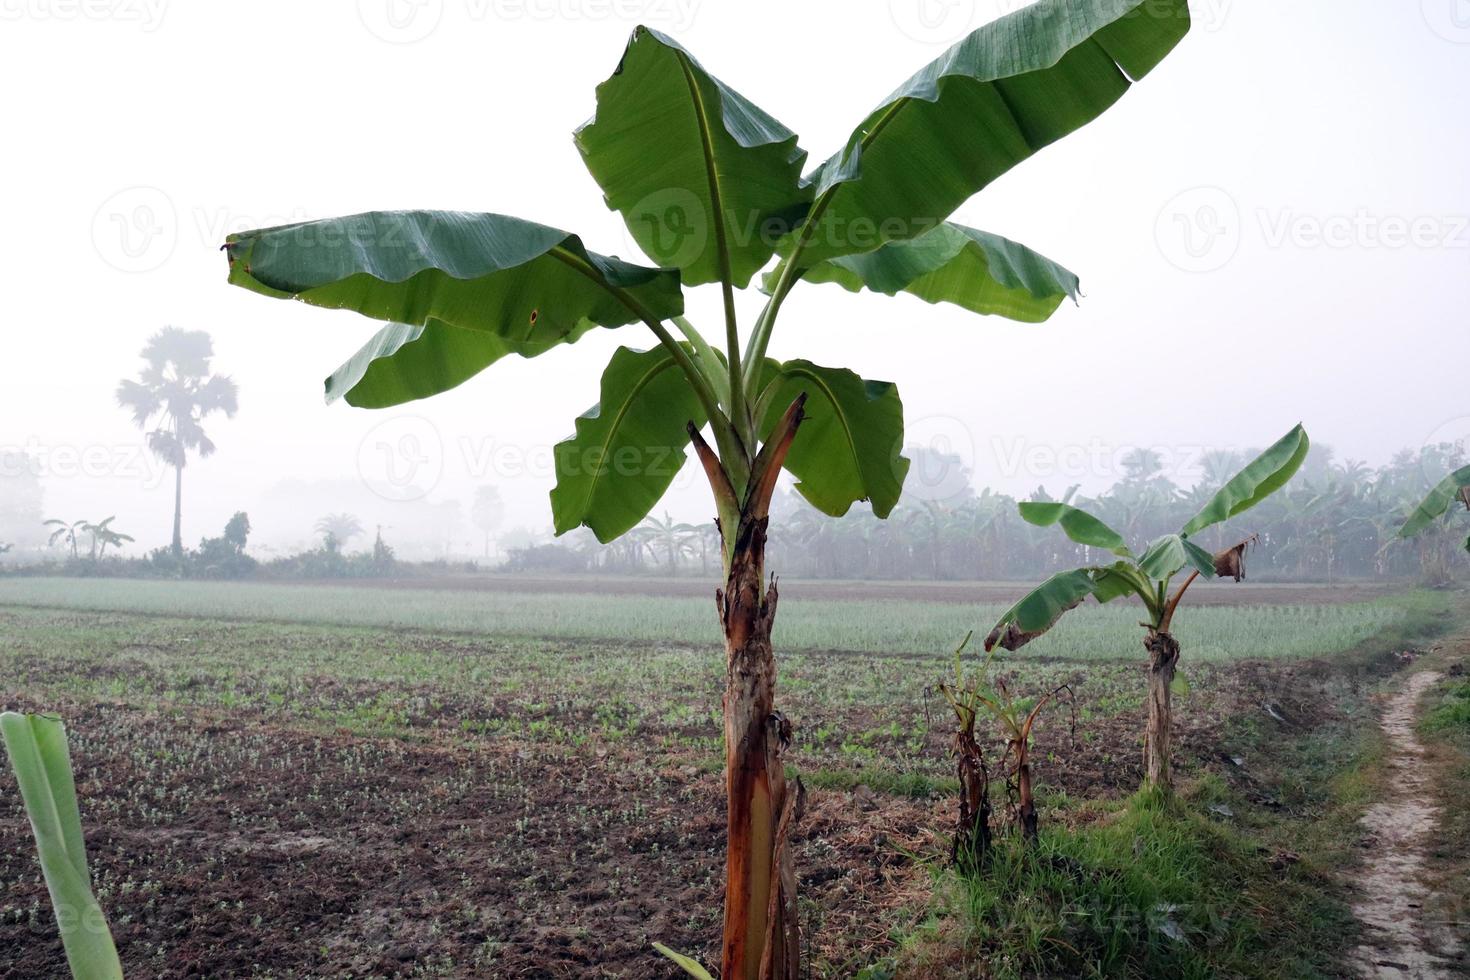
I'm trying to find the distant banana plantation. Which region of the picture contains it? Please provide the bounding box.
[531,441,1470,584]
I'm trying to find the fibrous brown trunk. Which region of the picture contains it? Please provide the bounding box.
[719,512,802,980]
[688,397,807,980]
[1016,752,1038,842]
[952,724,991,871]
[1143,630,1181,790]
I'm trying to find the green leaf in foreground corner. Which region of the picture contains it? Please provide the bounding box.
[1398,464,1470,539]
[787,0,1191,266]
[551,345,709,543]
[1019,500,1130,556]
[757,360,908,519]
[1181,424,1309,537]
[652,942,716,980]
[575,27,811,287]
[225,210,683,341]
[0,712,123,980]
[789,223,1078,324]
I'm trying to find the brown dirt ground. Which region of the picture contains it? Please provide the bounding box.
[0,655,1331,978]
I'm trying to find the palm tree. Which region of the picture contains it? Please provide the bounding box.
[116,328,238,557]
[314,513,365,551]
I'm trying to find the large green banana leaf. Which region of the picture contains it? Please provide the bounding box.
[788,222,1078,322]
[551,345,709,542]
[757,360,908,518]
[785,0,1190,268]
[1138,533,1216,582]
[1181,425,1309,536]
[576,27,811,287]
[325,318,597,408]
[1018,500,1130,555]
[1,712,123,980]
[985,567,1101,651]
[225,211,684,341]
[1398,464,1470,539]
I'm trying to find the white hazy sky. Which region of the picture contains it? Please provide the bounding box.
[2,0,1467,553]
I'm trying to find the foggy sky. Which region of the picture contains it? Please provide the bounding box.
[3,0,1467,554]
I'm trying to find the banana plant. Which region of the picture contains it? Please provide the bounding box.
[975,673,1076,844]
[936,632,993,870]
[941,633,1074,852]
[44,518,89,560]
[219,4,1190,975]
[1398,464,1470,555]
[81,517,134,560]
[986,425,1308,792]
[1,713,123,980]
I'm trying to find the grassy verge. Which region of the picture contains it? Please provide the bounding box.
[878,590,1467,978]
[886,786,1355,979]
[1415,626,1470,967]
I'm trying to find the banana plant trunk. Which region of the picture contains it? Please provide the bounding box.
[719,511,801,980]
[694,397,808,980]
[1017,748,1038,842]
[953,725,992,870]
[1143,630,1181,790]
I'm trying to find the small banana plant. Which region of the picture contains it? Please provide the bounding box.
[936,632,994,869]
[940,632,1076,852]
[81,517,135,560]
[986,425,1309,793]
[974,675,1076,844]
[1,712,123,980]
[44,518,90,560]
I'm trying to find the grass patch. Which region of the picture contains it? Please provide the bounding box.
[1420,678,1470,734]
[891,788,1350,979]
[796,765,959,799]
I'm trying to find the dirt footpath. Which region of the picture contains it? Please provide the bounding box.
[1350,669,1463,978]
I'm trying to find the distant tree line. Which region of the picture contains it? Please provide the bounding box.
[519,441,1470,584]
